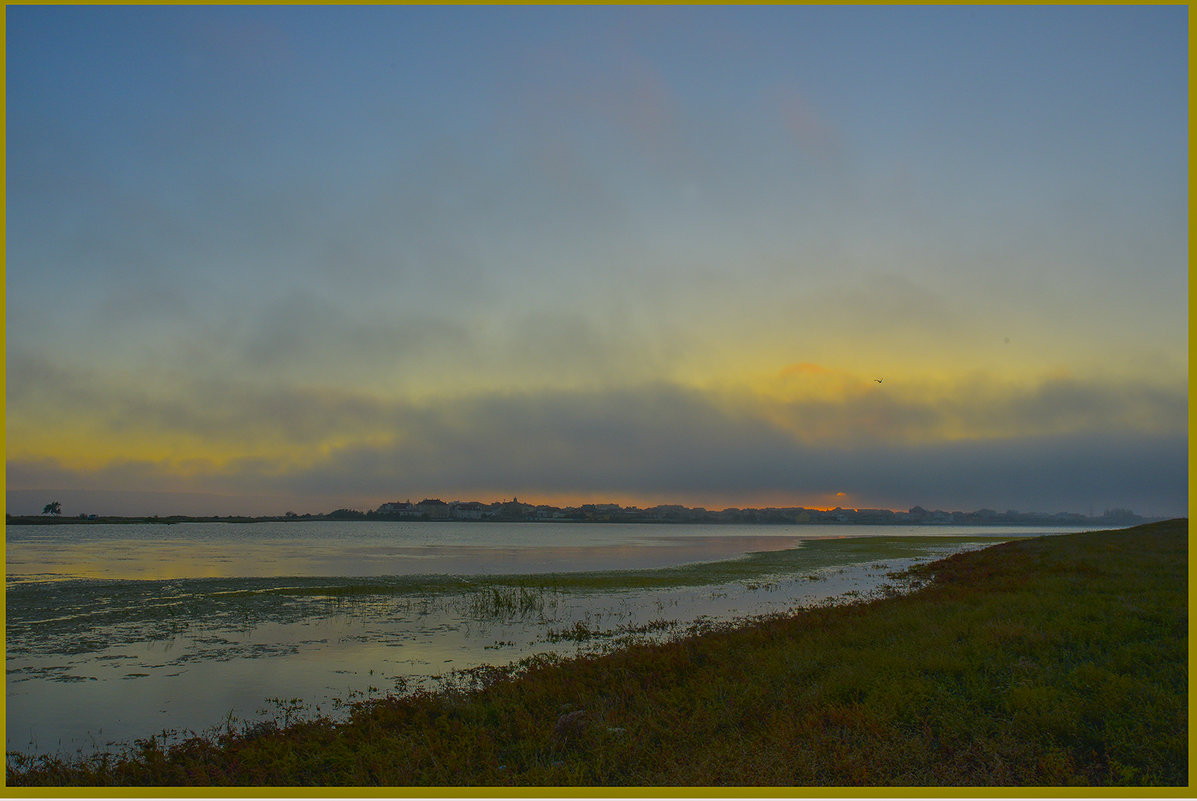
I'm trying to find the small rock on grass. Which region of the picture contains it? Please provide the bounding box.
[551,709,587,746]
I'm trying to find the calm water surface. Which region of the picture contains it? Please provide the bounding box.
[6,521,1106,757]
[8,520,834,580]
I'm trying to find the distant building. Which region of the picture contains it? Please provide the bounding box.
[416,499,450,519]
[376,501,419,517]
[451,501,485,520]
[499,498,534,518]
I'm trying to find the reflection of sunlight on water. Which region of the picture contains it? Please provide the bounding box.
[6,522,817,581]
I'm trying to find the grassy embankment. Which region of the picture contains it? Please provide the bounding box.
[7,520,1187,787]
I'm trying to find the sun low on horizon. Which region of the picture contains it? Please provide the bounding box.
[5,5,1188,519]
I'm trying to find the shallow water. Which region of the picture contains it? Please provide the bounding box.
[5,520,1072,581]
[6,521,1103,757]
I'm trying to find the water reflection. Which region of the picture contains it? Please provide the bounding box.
[6,520,1083,582]
[9,523,1105,758]
[7,522,812,581]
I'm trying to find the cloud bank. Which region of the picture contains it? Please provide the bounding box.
[8,366,1187,517]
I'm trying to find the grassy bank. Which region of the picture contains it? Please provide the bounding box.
[7,520,1187,787]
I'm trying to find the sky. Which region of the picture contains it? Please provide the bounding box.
[6,5,1189,518]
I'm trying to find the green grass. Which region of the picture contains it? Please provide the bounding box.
[7,520,1186,787]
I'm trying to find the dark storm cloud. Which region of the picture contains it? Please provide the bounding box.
[800,434,1187,516]
[254,389,1184,515]
[266,384,803,497]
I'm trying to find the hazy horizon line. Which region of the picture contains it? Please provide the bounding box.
[5,487,1170,521]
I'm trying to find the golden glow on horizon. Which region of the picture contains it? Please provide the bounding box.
[453,489,894,515]
[7,356,1184,512]
[779,362,835,378]
[4,425,391,477]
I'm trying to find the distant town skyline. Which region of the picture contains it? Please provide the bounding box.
[7,489,1158,529]
[3,487,1172,523]
[6,6,1187,520]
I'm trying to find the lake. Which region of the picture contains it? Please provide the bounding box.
[5,520,1107,758]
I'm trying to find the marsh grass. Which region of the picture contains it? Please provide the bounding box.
[457,583,561,621]
[544,617,678,644]
[7,521,1186,787]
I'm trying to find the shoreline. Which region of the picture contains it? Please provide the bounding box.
[6,535,1002,756]
[6,507,1160,528]
[7,519,1187,787]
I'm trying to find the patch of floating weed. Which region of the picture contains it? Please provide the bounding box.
[545,621,602,643]
[485,640,517,650]
[545,617,679,644]
[743,580,780,591]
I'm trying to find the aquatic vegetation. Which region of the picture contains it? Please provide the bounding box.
[543,618,679,644]
[456,583,561,621]
[545,621,603,643]
[8,521,1185,787]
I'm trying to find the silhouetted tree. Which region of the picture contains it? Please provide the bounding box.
[326,508,365,520]
[42,501,62,515]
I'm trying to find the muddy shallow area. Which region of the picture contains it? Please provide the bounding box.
[8,522,1084,757]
